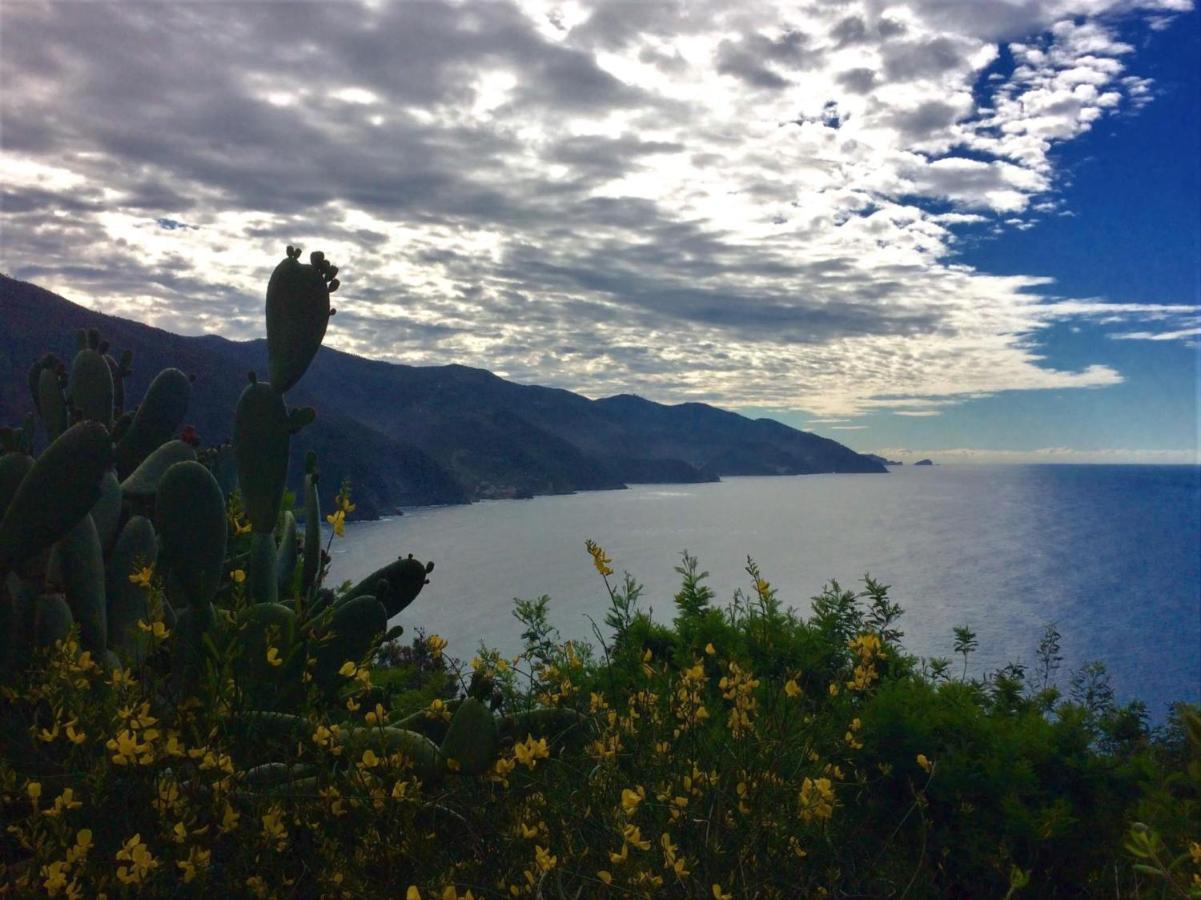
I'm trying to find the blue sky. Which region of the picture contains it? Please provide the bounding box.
[751,8,1199,461]
[1,0,1198,462]
[897,11,1199,461]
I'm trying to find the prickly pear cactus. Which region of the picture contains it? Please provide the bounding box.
[33,593,74,647]
[234,601,302,709]
[68,344,115,429]
[105,349,133,417]
[0,248,440,764]
[0,420,113,567]
[340,726,445,784]
[120,439,197,499]
[300,454,321,596]
[441,697,500,776]
[0,452,34,522]
[248,532,279,606]
[54,514,107,653]
[266,246,339,394]
[234,377,290,534]
[106,516,157,662]
[114,367,191,478]
[89,471,123,551]
[36,366,69,442]
[311,595,387,694]
[345,555,435,617]
[156,460,227,610]
[276,511,299,597]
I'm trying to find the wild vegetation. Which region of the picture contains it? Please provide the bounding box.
[0,252,1197,898]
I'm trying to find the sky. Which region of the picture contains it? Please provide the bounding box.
[1,0,1197,463]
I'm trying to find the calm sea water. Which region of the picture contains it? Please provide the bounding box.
[331,465,1200,719]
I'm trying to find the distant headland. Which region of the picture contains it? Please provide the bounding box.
[0,275,888,519]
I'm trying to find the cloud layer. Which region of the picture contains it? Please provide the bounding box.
[1,0,1196,416]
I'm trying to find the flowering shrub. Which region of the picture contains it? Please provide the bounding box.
[2,544,1198,897]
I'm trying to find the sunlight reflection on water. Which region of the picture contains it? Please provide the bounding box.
[330,464,1200,719]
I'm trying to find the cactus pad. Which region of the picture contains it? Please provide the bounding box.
[114,367,191,478]
[233,380,290,533]
[265,246,338,394]
[0,420,114,567]
[441,697,500,776]
[156,461,227,610]
[344,554,435,617]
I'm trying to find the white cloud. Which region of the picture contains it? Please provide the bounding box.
[0,0,1195,419]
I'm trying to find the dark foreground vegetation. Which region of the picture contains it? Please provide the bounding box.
[1,251,1197,898]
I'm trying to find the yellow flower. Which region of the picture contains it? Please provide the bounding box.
[43,787,82,818]
[115,833,157,885]
[513,735,550,769]
[916,753,933,773]
[713,886,733,900]
[597,870,613,885]
[339,660,359,678]
[426,634,448,660]
[230,569,246,584]
[177,846,211,883]
[266,646,283,667]
[219,802,240,834]
[261,805,288,850]
[360,749,381,769]
[407,888,422,900]
[326,509,346,537]
[26,781,42,805]
[231,514,252,536]
[784,678,802,698]
[534,844,557,873]
[705,642,716,655]
[333,483,356,517]
[799,777,836,823]
[137,619,169,640]
[585,539,614,576]
[621,785,646,815]
[128,566,154,588]
[622,823,651,851]
[41,860,72,896]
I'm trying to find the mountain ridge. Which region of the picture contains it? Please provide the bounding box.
[0,274,886,518]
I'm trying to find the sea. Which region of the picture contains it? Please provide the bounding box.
[330,464,1201,721]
